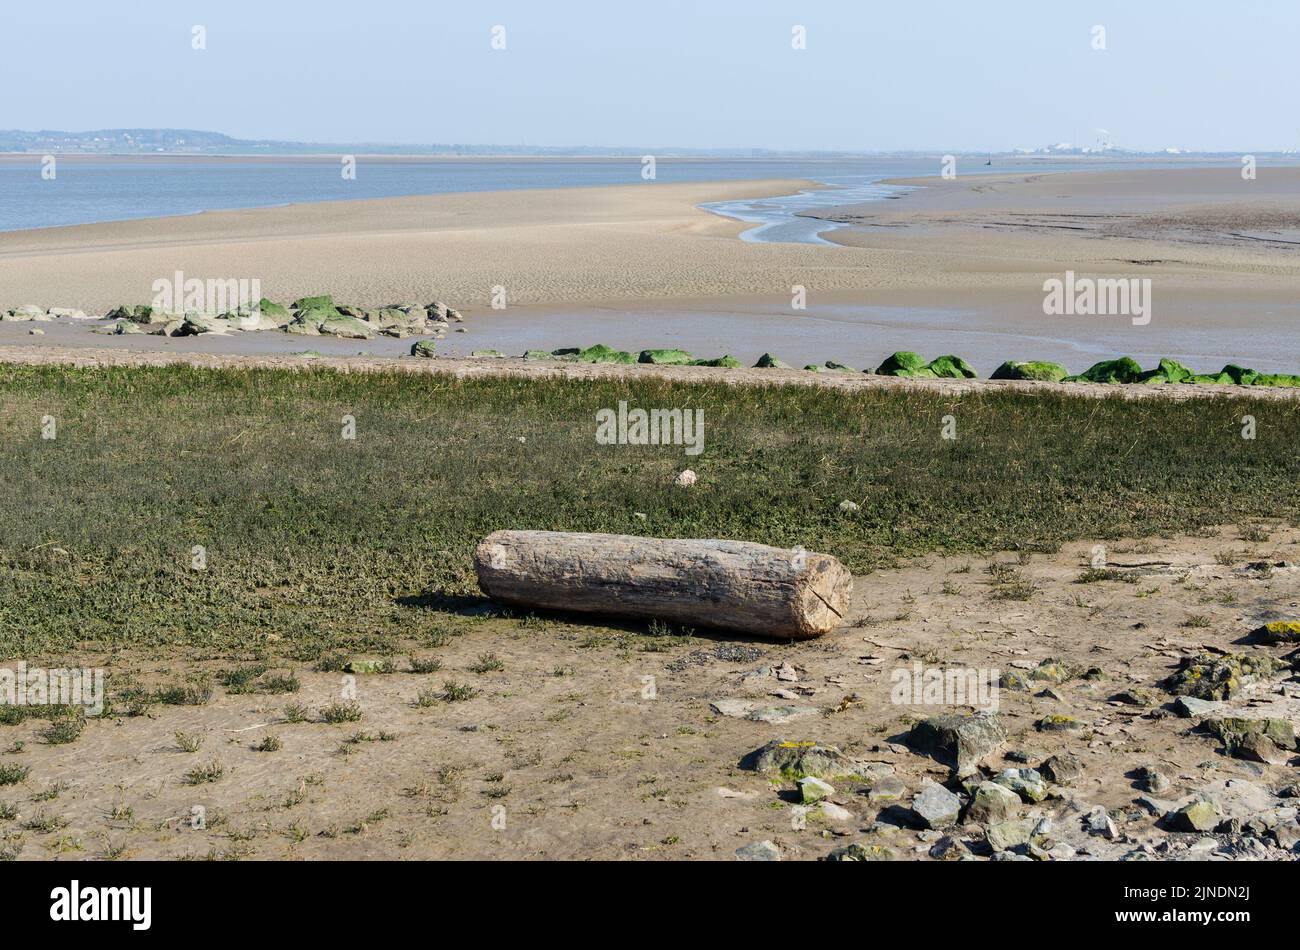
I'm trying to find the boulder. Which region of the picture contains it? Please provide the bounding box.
[691,355,742,368]
[410,340,437,359]
[875,351,928,376]
[576,344,636,365]
[824,360,857,373]
[798,776,834,804]
[318,314,373,339]
[1137,357,1194,385]
[638,349,694,365]
[1253,620,1300,645]
[1167,799,1218,832]
[907,711,1007,777]
[1220,364,1260,386]
[739,740,863,780]
[990,360,1069,382]
[825,842,895,861]
[1163,652,1288,701]
[986,818,1038,852]
[291,294,334,311]
[911,780,961,829]
[966,781,1020,823]
[735,840,780,861]
[754,353,790,369]
[1064,357,1144,384]
[993,767,1048,803]
[257,299,289,321]
[926,355,977,379]
[471,349,507,359]
[1040,752,1084,785]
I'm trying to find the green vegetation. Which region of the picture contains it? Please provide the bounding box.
[0,362,1296,661]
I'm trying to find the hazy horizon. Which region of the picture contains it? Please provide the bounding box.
[4,1,1299,153]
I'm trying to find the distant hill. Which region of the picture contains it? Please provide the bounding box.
[0,129,1286,158]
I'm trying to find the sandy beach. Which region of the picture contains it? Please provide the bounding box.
[2,167,1298,373]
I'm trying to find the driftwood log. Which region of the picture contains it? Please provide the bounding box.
[473,530,852,640]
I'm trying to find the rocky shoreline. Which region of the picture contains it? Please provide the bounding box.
[6,296,1300,390]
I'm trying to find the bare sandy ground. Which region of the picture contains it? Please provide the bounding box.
[3,166,1298,374]
[3,523,1297,860]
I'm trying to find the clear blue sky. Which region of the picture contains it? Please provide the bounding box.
[5,0,1297,151]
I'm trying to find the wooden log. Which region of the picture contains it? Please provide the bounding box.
[473,530,851,640]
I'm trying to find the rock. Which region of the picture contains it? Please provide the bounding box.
[1203,716,1296,753]
[576,343,636,364]
[1035,715,1085,732]
[1136,357,1195,385]
[522,349,553,360]
[740,740,863,780]
[735,840,780,861]
[1111,688,1155,707]
[47,307,87,319]
[837,500,860,515]
[638,348,693,365]
[1173,696,1223,718]
[257,299,289,321]
[1137,766,1171,794]
[774,662,798,683]
[689,355,742,368]
[1040,752,1084,785]
[673,470,697,488]
[999,658,1076,690]
[291,294,334,311]
[906,711,1007,777]
[798,776,834,804]
[925,355,977,379]
[471,349,506,358]
[986,817,1038,852]
[410,341,437,359]
[1163,652,1287,701]
[819,801,853,822]
[1273,824,1300,851]
[993,768,1048,802]
[28,328,44,335]
[875,351,930,377]
[990,360,1068,382]
[753,353,790,369]
[1086,806,1120,839]
[1168,799,1219,832]
[9,304,46,320]
[911,780,961,829]
[824,360,857,373]
[966,781,1021,823]
[1253,620,1300,644]
[825,842,895,861]
[1227,732,1290,764]
[318,314,375,339]
[929,835,970,860]
[425,301,449,321]
[709,698,818,724]
[866,775,907,803]
[1063,357,1144,384]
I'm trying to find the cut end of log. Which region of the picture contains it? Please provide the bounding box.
[473,530,852,640]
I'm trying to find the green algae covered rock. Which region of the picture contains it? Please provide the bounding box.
[522,349,553,361]
[410,340,436,358]
[1137,358,1194,385]
[1063,357,1144,384]
[470,349,506,358]
[108,304,166,324]
[255,299,288,320]
[291,294,334,311]
[1253,373,1300,388]
[875,351,928,376]
[576,344,636,364]
[754,353,790,369]
[803,364,826,373]
[638,348,694,365]
[1187,372,1234,385]
[691,355,742,368]
[318,313,375,339]
[926,355,977,379]
[1220,364,1260,386]
[824,360,857,373]
[990,360,1069,382]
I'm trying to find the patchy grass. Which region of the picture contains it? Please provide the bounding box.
[0,363,1296,661]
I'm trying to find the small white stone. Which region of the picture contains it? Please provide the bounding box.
[674,469,697,487]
